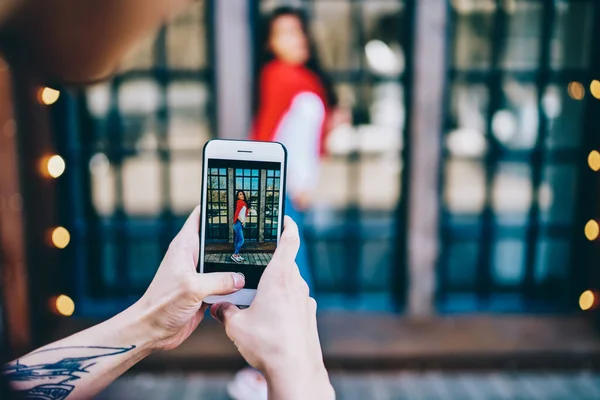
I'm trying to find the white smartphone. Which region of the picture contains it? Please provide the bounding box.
[198,139,287,306]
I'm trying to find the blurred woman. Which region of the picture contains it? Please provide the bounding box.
[231,190,250,263]
[228,6,349,400]
[251,5,345,288]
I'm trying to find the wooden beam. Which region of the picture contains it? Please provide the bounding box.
[406,0,447,316]
[214,0,252,139]
[0,55,31,356]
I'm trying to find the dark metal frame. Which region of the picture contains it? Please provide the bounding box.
[437,0,596,311]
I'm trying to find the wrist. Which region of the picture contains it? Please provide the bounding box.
[118,301,162,354]
[264,356,334,399]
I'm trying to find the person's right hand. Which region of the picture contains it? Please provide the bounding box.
[210,217,334,400]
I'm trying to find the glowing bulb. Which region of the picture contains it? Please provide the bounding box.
[580,290,595,311]
[39,87,60,105]
[591,80,600,99]
[567,82,585,100]
[56,295,75,316]
[588,150,600,172]
[585,220,599,241]
[51,226,71,249]
[47,155,66,178]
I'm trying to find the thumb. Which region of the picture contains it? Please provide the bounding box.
[195,272,245,298]
[210,302,242,327]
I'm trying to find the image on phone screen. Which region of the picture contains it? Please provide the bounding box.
[202,158,283,290]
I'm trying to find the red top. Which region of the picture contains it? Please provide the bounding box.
[233,199,249,224]
[251,60,330,154]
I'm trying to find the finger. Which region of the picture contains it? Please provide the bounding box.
[210,302,241,325]
[195,272,245,298]
[175,206,201,242]
[269,216,300,267]
[171,206,201,264]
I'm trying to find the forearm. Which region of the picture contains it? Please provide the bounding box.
[0,0,192,83]
[3,301,157,400]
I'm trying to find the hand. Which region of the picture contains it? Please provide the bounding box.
[133,206,245,351]
[327,107,352,133]
[292,192,312,211]
[210,217,334,400]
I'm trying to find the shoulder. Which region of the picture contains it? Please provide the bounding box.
[288,92,325,119]
[260,61,306,87]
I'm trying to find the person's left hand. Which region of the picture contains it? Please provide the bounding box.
[132,206,245,351]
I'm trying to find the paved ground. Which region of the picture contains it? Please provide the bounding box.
[96,372,600,400]
[205,252,273,266]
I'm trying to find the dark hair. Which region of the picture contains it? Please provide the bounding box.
[236,190,248,205]
[253,6,338,115]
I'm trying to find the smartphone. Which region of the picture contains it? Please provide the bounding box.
[198,139,287,306]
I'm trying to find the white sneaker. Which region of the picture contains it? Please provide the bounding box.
[227,368,268,400]
[231,255,242,263]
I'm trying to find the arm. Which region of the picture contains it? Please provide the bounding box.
[3,207,245,399]
[212,217,335,400]
[0,0,192,83]
[274,92,325,207]
[4,304,155,400]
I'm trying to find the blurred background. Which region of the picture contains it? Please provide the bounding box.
[2,0,600,398]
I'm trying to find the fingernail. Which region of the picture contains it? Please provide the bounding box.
[233,273,245,289]
[211,304,225,323]
[210,305,219,321]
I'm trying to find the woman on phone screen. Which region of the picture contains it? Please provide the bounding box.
[231,190,250,264]
[228,6,350,399]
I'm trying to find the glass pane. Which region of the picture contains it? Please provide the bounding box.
[501,2,542,70]
[492,239,525,286]
[447,241,479,288]
[451,2,495,69]
[167,2,207,68]
[545,83,585,149]
[444,159,486,215]
[535,239,569,284]
[310,1,357,70]
[493,162,532,225]
[167,82,210,150]
[551,1,593,69]
[493,80,538,150]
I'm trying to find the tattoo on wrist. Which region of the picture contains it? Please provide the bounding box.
[3,345,135,400]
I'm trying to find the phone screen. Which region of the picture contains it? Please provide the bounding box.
[201,158,283,289]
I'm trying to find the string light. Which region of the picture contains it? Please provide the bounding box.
[39,87,60,105]
[567,82,585,100]
[588,150,600,172]
[585,220,599,241]
[591,80,600,99]
[55,295,75,316]
[51,226,71,249]
[46,155,66,178]
[580,290,595,311]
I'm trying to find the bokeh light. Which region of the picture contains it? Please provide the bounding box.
[588,150,600,172]
[591,80,600,99]
[56,294,75,316]
[585,220,599,241]
[567,82,585,100]
[580,290,595,311]
[47,155,66,178]
[51,226,71,249]
[39,87,60,105]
